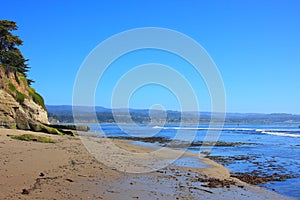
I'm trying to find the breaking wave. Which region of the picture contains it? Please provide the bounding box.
[152,126,300,138]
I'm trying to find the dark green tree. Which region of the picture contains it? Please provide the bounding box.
[0,20,32,84]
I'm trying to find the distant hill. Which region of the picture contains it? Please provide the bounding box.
[46,105,300,124]
[46,105,110,115]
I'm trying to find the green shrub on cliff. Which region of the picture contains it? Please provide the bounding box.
[8,82,16,92]
[8,82,25,102]
[16,91,25,102]
[27,86,46,109]
[19,75,27,85]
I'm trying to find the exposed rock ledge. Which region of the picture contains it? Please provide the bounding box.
[0,89,48,129]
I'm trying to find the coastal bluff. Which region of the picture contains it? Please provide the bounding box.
[0,68,81,135]
[0,65,48,129]
[0,20,49,131]
[0,88,48,129]
[0,20,83,135]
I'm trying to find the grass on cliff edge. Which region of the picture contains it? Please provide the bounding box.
[8,134,55,143]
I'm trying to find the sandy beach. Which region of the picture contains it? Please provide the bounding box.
[0,128,294,200]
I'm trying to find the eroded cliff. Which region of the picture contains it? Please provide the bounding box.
[0,67,48,129]
[0,89,48,128]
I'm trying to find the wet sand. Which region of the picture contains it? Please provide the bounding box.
[0,128,294,199]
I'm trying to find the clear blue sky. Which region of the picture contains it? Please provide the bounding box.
[1,0,300,114]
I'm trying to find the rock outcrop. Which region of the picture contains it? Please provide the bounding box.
[0,89,48,129]
[0,68,76,135]
[0,64,51,130]
[0,89,75,135]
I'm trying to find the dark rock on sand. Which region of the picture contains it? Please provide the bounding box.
[21,188,30,195]
[197,177,236,188]
[231,172,297,185]
[47,124,90,132]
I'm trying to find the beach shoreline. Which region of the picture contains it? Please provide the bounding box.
[0,128,294,200]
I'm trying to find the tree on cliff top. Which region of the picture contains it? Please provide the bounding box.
[0,20,33,84]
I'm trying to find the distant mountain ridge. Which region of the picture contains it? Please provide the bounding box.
[46,105,300,124]
[46,105,111,114]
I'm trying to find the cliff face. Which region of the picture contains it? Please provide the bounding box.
[0,89,48,127]
[0,67,49,129]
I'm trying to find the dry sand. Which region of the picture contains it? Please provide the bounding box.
[0,128,294,200]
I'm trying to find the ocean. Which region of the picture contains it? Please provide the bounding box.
[88,123,300,199]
